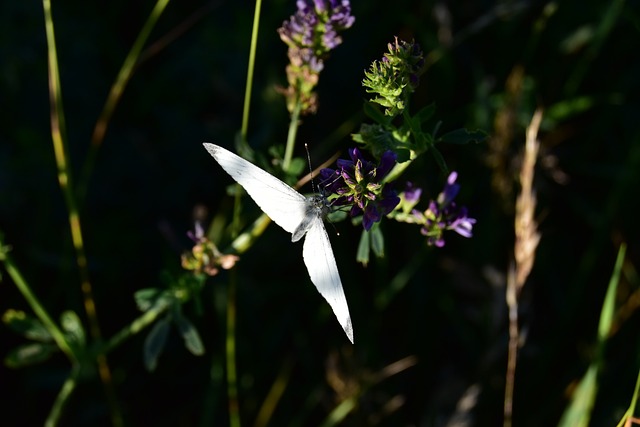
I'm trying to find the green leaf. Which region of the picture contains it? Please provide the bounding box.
[356,229,371,266]
[370,224,385,258]
[414,103,436,124]
[326,208,348,224]
[362,101,389,125]
[287,157,306,177]
[134,288,171,312]
[60,310,86,347]
[174,311,205,356]
[557,365,598,427]
[2,309,53,342]
[558,244,626,427]
[4,342,58,368]
[436,128,488,145]
[144,315,171,372]
[429,146,449,175]
[598,243,625,342]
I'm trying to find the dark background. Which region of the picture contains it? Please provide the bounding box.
[1,0,639,425]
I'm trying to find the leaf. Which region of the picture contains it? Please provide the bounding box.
[436,128,488,145]
[557,365,598,427]
[4,342,58,368]
[429,146,449,175]
[370,223,385,258]
[597,243,625,342]
[362,101,389,125]
[144,315,171,372]
[134,288,171,312]
[287,157,306,177]
[60,310,86,347]
[356,229,371,266]
[2,309,53,342]
[414,103,436,124]
[174,311,205,356]
[558,244,626,427]
[546,96,594,124]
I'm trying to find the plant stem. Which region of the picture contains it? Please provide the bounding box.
[282,99,302,172]
[77,0,171,201]
[241,0,262,141]
[42,0,121,423]
[226,269,240,427]
[45,366,80,427]
[0,236,76,362]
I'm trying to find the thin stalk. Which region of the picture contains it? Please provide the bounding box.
[100,303,170,355]
[241,0,262,141]
[0,238,76,362]
[503,109,542,427]
[45,366,80,427]
[282,99,302,172]
[224,1,263,424]
[77,0,171,201]
[42,1,121,424]
[226,268,240,427]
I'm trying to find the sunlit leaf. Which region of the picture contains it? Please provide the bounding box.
[60,310,85,347]
[558,365,598,427]
[357,229,371,266]
[370,223,384,258]
[4,342,58,368]
[2,309,53,342]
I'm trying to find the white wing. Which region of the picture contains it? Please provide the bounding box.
[303,219,354,343]
[203,143,307,234]
[204,142,354,343]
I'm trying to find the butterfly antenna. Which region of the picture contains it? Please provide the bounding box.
[304,143,318,195]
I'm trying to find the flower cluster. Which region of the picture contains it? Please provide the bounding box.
[278,0,355,114]
[401,172,476,247]
[181,222,239,276]
[320,148,400,231]
[362,37,424,117]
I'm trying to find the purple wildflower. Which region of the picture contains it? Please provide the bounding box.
[320,148,400,230]
[278,0,355,114]
[417,172,476,247]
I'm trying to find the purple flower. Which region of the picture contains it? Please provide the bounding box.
[320,148,400,230]
[277,0,355,114]
[417,172,476,247]
[403,182,422,204]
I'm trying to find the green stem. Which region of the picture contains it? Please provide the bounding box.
[226,269,240,427]
[241,0,262,141]
[282,99,302,172]
[0,237,77,362]
[42,0,121,423]
[99,303,170,355]
[77,0,171,201]
[45,366,80,427]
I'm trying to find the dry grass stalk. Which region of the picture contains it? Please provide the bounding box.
[503,108,543,427]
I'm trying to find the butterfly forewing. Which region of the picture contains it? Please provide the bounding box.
[203,143,307,234]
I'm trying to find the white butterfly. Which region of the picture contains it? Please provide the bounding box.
[203,143,354,343]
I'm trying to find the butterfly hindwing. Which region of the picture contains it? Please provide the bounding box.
[302,219,354,343]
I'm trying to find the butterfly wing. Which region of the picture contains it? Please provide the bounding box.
[302,218,354,343]
[203,143,307,234]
